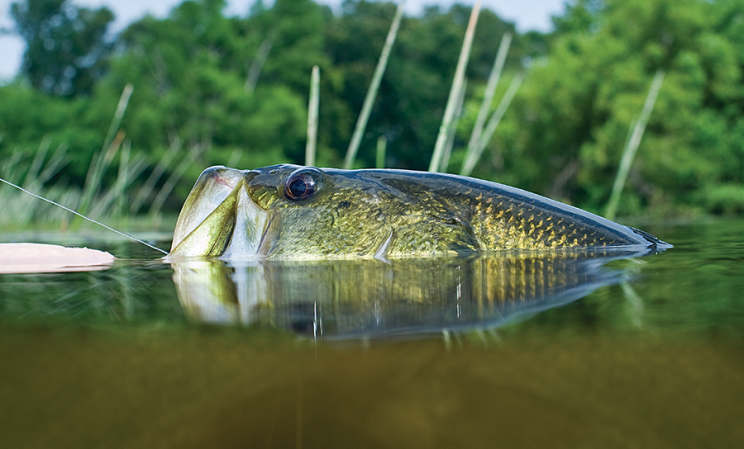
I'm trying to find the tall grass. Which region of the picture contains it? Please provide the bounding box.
[74,83,134,225]
[376,136,387,169]
[148,144,204,219]
[0,140,68,226]
[440,78,467,172]
[460,72,523,177]
[130,137,181,214]
[245,39,272,94]
[0,81,185,236]
[0,135,165,232]
[429,0,481,172]
[605,69,665,220]
[306,65,320,167]
[343,0,406,169]
[463,32,511,170]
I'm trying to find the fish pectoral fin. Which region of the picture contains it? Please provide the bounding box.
[374,229,395,262]
[257,213,281,257]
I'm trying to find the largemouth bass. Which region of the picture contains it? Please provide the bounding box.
[169,165,670,259]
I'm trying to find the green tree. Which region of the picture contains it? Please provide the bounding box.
[10,0,114,97]
[469,0,744,216]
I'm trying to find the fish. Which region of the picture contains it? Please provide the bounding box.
[168,164,671,260]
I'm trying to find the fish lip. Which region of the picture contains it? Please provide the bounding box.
[166,183,240,259]
[168,167,277,261]
[167,179,271,260]
[171,166,244,251]
[219,184,270,260]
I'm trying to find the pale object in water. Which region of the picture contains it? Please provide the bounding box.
[0,243,114,273]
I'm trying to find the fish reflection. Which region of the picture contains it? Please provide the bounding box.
[172,250,649,339]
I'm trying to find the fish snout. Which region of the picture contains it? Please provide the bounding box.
[169,167,244,257]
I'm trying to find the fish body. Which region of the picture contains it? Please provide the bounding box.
[169,165,669,259]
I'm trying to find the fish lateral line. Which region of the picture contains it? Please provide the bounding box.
[0,176,169,255]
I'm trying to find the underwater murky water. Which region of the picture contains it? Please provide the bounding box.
[1,220,743,448]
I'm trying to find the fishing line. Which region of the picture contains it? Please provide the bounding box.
[0,177,169,255]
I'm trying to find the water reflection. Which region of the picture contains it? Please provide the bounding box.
[172,249,651,339]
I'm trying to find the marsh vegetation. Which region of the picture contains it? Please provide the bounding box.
[2,0,743,230]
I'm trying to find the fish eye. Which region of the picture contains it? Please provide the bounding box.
[284,168,323,201]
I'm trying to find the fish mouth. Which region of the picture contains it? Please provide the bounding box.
[167,167,268,260]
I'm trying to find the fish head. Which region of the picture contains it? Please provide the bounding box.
[169,165,406,259]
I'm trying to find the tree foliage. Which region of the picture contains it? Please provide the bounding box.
[1,0,743,218]
[110,0,308,163]
[11,0,114,97]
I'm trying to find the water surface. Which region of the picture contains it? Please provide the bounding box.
[1,220,743,448]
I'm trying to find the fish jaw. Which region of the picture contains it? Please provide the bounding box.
[220,186,270,260]
[168,167,269,259]
[171,166,243,250]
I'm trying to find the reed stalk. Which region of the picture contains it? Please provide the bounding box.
[0,150,22,183]
[460,72,523,177]
[466,32,511,157]
[605,69,665,220]
[76,83,134,222]
[429,0,481,172]
[1,140,65,225]
[116,139,130,217]
[440,78,468,172]
[376,135,387,168]
[130,137,181,214]
[35,143,68,187]
[227,147,243,168]
[148,143,204,218]
[90,145,148,219]
[24,136,51,189]
[306,65,320,167]
[102,84,134,160]
[245,39,272,94]
[344,0,406,169]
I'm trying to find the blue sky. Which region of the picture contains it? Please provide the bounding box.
[0,0,568,81]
